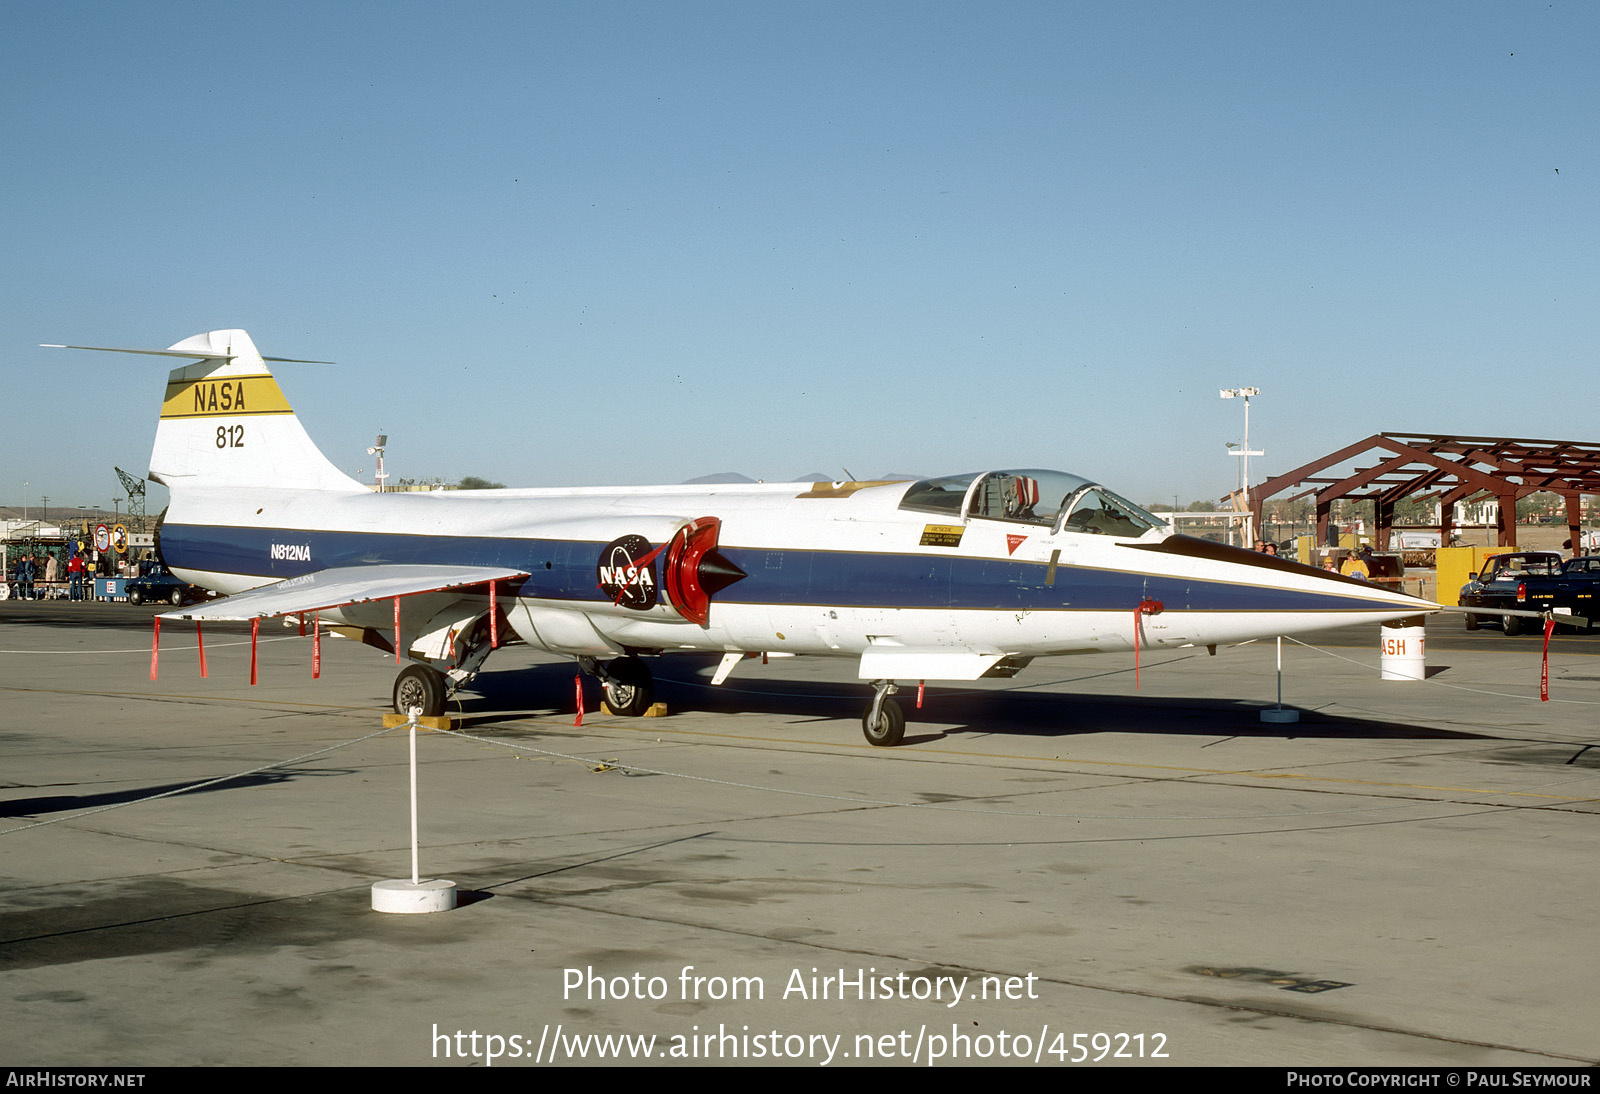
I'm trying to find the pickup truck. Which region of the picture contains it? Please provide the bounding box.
[1459,552,1599,634]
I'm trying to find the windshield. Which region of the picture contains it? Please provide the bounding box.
[900,470,1166,537]
[1481,555,1561,581]
[1059,485,1166,537]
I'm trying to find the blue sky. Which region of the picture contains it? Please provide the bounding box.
[4,2,1595,514]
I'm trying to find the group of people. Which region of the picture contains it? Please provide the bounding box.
[9,549,91,600]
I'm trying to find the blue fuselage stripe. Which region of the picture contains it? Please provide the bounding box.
[162,524,1397,614]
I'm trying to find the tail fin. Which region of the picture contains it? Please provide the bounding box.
[49,329,363,493]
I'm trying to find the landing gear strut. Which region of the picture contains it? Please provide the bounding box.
[861,681,905,747]
[579,655,655,717]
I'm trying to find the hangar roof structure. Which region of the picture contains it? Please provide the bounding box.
[1244,433,1600,550]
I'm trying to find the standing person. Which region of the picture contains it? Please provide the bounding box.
[44,551,59,596]
[18,555,35,600]
[67,550,85,601]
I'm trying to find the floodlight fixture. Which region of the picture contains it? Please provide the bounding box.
[1220,388,1263,544]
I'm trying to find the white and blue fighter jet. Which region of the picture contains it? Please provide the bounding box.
[51,330,1439,745]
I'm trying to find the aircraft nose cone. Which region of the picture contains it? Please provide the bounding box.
[1130,534,1438,616]
[698,549,746,596]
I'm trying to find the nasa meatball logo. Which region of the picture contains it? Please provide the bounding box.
[597,534,658,610]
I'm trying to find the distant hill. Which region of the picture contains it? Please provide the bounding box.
[680,472,759,485]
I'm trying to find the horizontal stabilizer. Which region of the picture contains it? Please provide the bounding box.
[41,341,331,364]
[159,564,529,622]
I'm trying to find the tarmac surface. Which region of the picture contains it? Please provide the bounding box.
[2,600,1597,1068]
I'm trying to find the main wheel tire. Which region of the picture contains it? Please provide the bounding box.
[861,696,906,747]
[393,663,447,718]
[128,587,144,606]
[601,656,653,716]
[1503,613,1522,637]
[1463,613,1479,631]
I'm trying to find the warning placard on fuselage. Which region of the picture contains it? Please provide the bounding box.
[919,524,965,548]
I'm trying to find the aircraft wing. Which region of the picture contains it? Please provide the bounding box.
[158,564,529,622]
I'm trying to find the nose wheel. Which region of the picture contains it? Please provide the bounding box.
[861,682,905,746]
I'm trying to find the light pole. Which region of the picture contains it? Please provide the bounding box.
[22,481,28,524]
[1220,388,1262,545]
[367,435,388,492]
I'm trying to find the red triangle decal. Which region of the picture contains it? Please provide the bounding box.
[1006,534,1026,555]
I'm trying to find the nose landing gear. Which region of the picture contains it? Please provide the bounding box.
[861,681,905,746]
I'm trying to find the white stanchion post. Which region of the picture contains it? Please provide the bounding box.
[1261,635,1300,723]
[372,707,457,914]
[410,716,419,885]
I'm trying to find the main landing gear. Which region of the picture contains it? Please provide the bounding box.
[393,663,448,718]
[579,655,655,717]
[861,681,905,747]
[389,613,503,719]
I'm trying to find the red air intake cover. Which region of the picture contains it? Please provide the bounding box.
[664,517,746,626]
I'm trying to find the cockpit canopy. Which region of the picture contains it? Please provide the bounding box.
[899,469,1167,538]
